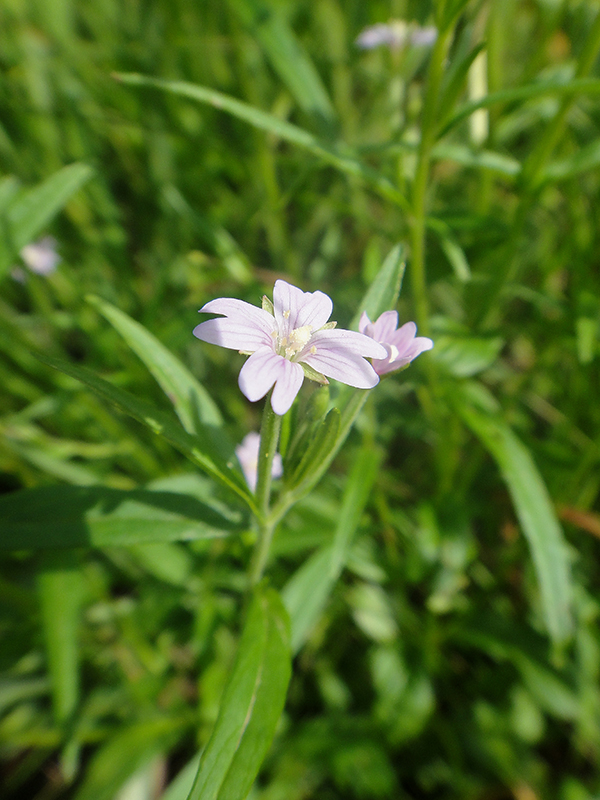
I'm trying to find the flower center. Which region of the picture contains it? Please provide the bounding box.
[275,324,313,359]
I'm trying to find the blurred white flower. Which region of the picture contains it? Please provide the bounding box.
[20,236,60,276]
[235,432,283,493]
[356,20,437,51]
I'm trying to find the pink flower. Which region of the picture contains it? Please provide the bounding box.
[355,21,437,50]
[193,280,387,415]
[235,432,283,492]
[359,310,433,376]
[20,237,60,276]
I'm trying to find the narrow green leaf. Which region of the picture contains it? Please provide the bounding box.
[74,717,185,800]
[114,73,409,211]
[160,756,200,800]
[437,42,486,127]
[162,185,253,284]
[37,551,83,779]
[350,244,406,330]
[282,546,334,653]
[186,585,291,800]
[440,77,600,138]
[455,384,572,644]
[0,163,93,278]
[288,407,340,490]
[431,334,504,376]
[0,483,244,550]
[431,144,521,177]
[0,175,20,213]
[87,294,223,430]
[543,138,600,183]
[227,0,335,129]
[283,446,381,653]
[34,352,254,509]
[37,551,81,724]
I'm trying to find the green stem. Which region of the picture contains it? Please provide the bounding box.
[478,7,600,328]
[249,394,282,585]
[410,26,453,337]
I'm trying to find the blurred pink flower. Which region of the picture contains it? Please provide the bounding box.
[356,20,437,50]
[359,310,433,375]
[235,432,283,492]
[193,280,387,415]
[20,237,60,276]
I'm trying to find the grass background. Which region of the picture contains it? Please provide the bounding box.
[1,0,600,798]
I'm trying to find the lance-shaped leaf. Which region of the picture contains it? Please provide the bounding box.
[226,0,336,130]
[34,353,254,510]
[37,551,83,778]
[283,445,381,652]
[454,382,572,645]
[114,73,408,211]
[86,294,223,430]
[186,585,291,800]
[0,163,93,279]
[0,483,244,550]
[350,244,406,331]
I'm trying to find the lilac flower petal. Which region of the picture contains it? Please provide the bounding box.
[238,348,284,402]
[235,432,283,491]
[294,290,333,331]
[373,310,400,342]
[362,312,433,375]
[273,280,305,337]
[193,317,273,351]
[389,320,417,352]
[308,328,388,360]
[270,359,304,415]
[303,346,380,389]
[272,280,333,334]
[200,298,274,333]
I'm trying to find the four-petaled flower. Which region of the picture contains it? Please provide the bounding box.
[193,280,387,415]
[235,432,283,492]
[359,310,433,375]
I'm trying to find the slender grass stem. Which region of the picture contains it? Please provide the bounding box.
[409,27,453,338]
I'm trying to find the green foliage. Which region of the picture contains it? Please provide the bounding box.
[1,1,600,799]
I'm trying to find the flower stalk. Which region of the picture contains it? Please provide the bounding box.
[249,393,282,585]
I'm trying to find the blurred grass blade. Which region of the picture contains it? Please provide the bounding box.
[0,175,20,213]
[283,445,381,652]
[35,353,254,509]
[227,0,336,130]
[87,294,223,430]
[74,717,185,800]
[439,77,600,138]
[0,163,93,279]
[37,551,82,778]
[350,244,406,330]
[187,585,291,800]
[437,42,486,127]
[543,138,600,183]
[0,484,244,550]
[114,73,408,210]
[455,383,572,644]
[162,185,253,284]
[431,144,521,177]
